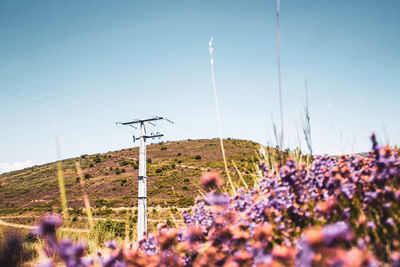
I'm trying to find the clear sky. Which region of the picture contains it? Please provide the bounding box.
[0,0,399,173]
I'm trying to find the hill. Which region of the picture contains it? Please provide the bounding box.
[0,139,261,218]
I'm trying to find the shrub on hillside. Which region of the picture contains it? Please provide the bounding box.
[94,155,101,163]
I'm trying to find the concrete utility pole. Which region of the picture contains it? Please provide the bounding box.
[116,116,165,241]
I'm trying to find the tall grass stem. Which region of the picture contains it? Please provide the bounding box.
[208,37,236,195]
[75,162,94,231]
[55,137,68,220]
[276,0,284,148]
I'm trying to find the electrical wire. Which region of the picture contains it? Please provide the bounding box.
[0,82,129,120]
[0,89,114,123]
[0,74,212,140]
[0,74,151,118]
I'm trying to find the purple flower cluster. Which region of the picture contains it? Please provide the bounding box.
[32,134,400,266]
[33,214,93,267]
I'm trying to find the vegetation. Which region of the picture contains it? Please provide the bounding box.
[18,136,400,266]
[0,139,261,214]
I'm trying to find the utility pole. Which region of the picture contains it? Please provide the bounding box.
[116,116,165,241]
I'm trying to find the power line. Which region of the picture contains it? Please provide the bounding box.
[0,74,151,118]
[0,74,212,140]
[0,82,129,120]
[173,121,210,138]
[0,89,114,123]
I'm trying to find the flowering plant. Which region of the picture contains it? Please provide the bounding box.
[34,134,400,266]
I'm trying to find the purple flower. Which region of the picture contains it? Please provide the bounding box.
[296,237,314,267]
[105,240,118,250]
[59,240,93,267]
[205,191,230,206]
[367,221,376,230]
[33,213,62,237]
[322,221,349,245]
[386,217,394,226]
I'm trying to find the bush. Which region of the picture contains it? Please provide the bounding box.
[161,146,167,151]
[194,155,202,160]
[94,155,101,163]
[120,178,127,186]
[177,160,182,164]
[91,219,133,245]
[89,163,94,168]
[177,152,181,156]
[155,168,162,174]
[84,173,91,179]
[184,178,189,183]
[133,164,139,169]
[115,169,121,175]
[177,196,194,207]
[147,159,152,164]
[171,163,176,169]
[121,168,126,173]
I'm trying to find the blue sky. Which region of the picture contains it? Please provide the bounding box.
[0,0,399,172]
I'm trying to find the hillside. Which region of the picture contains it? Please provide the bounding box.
[0,139,261,217]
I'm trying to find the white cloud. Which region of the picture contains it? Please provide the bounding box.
[0,160,35,174]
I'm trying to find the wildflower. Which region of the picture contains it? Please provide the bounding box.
[157,230,177,251]
[367,221,376,230]
[201,171,223,190]
[386,217,394,226]
[105,240,118,250]
[185,226,204,244]
[322,221,350,245]
[205,191,230,206]
[33,213,62,237]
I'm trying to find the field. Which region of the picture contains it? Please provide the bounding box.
[2,135,400,266]
[0,139,265,243]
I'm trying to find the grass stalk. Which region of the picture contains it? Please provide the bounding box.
[75,162,94,231]
[232,160,249,191]
[208,37,236,195]
[276,0,284,148]
[56,161,68,221]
